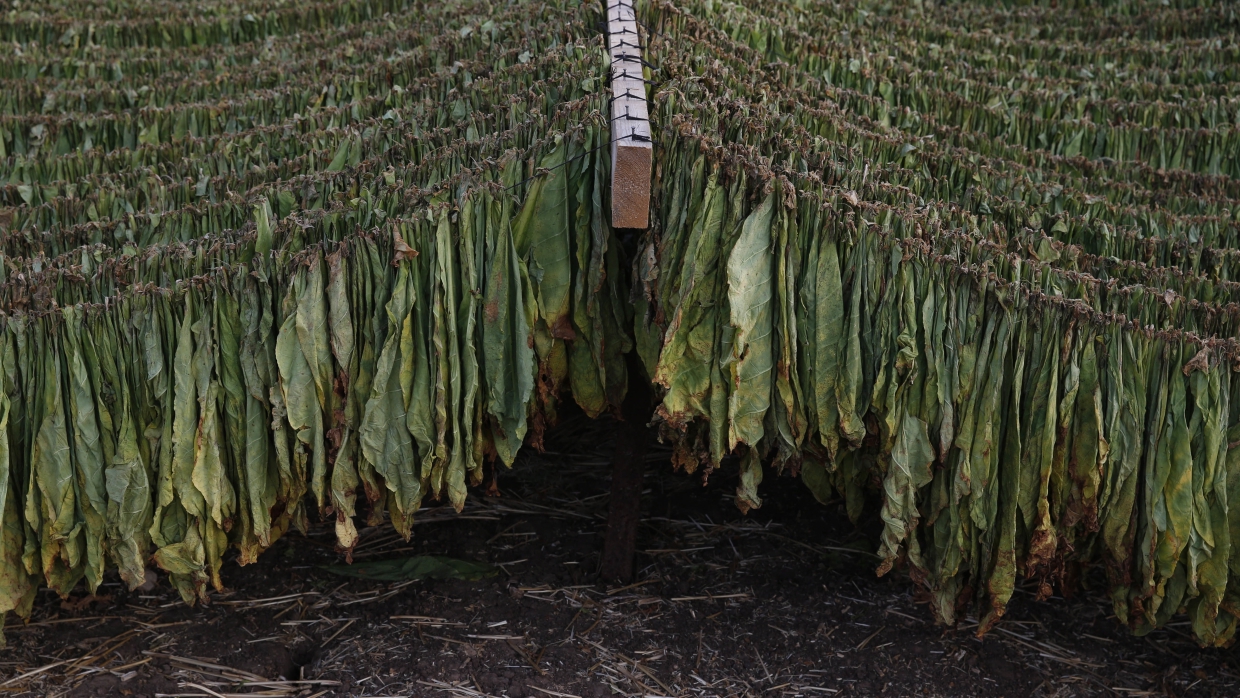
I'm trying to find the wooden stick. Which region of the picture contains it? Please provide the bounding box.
[599,353,653,583]
[606,0,651,230]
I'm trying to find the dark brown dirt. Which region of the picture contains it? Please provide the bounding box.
[3,413,1239,697]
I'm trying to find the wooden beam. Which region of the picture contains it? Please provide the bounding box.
[599,353,654,584]
[606,0,651,230]
[601,1,654,584]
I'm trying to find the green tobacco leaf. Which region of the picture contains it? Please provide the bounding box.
[359,263,421,515]
[482,197,534,465]
[837,242,866,448]
[239,282,277,550]
[32,335,84,595]
[800,457,834,505]
[0,389,36,634]
[105,403,152,590]
[253,197,274,257]
[568,132,607,418]
[434,209,467,511]
[296,258,336,415]
[812,237,845,460]
[513,142,573,340]
[170,301,205,520]
[327,252,356,379]
[876,413,935,576]
[326,137,351,172]
[655,172,725,426]
[62,308,107,593]
[320,555,498,582]
[457,197,485,488]
[278,281,326,511]
[326,250,359,551]
[404,224,436,492]
[726,190,776,450]
[771,194,805,457]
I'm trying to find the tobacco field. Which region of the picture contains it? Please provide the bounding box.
[2,0,1240,658]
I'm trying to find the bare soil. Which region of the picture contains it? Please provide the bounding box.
[3,412,1239,697]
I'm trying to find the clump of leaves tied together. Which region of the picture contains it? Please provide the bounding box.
[634,0,1240,646]
[0,0,631,639]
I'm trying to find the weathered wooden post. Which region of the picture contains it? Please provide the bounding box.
[599,0,653,584]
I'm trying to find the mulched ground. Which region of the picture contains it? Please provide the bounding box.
[3,412,1239,698]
